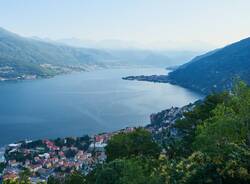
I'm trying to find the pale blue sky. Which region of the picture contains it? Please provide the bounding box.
[0,0,250,48]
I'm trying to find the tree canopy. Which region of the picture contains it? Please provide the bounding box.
[105,128,161,161]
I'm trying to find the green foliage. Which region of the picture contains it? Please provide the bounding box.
[54,136,90,150]
[193,104,246,156]
[87,158,162,184]
[167,37,250,94]
[65,171,86,184]
[19,168,31,184]
[47,176,61,184]
[173,92,230,157]
[166,81,250,183]
[105,128,161,161]
[0,162,5,173]
[165,147,250,184]
[21,140,46,149]
[3,180,19,184]
[3,168,32,184]
[193,82,250,156]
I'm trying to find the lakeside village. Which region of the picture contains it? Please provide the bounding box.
[0,103,195,183]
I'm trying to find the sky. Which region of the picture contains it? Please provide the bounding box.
[0,0,250,50]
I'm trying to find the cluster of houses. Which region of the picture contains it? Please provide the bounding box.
[0,127,135,183]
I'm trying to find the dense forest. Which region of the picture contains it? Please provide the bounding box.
[3,81,250,184]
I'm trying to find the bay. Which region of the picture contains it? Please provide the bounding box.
[0,67,202,146]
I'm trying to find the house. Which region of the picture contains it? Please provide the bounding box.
[3,172,19,182]
[8,143,21,148]
[38,153,50,159]
[8,160,20,167]
[29,164,42,172]
[30,177,46,184]
[89,142,107,152]
[37,168,54,180]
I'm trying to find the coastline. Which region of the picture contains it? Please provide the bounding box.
[0,101,195,162]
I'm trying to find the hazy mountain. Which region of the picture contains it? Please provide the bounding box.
[57,38,139,50]
[57,38,214,51]
[107,49,200,67]
[56,38,201,67]
[0,27,113,80]
[167,37,250,94]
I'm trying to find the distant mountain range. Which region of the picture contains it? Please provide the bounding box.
[0,27,201,81]
[56,37,215,51]
[124,37,250,94]
[40,37,201,67]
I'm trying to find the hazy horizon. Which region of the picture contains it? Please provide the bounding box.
[0,0,250,50]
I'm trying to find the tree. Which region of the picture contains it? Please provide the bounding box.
[65,171,86,184]
[173,92,230,157]
[47,176,61,184]
[3,180,18,184]
[0,162,5,173]
[190,81,250,183]
[19,168,31,184]
[87,158,162,184]
[105,128,161,161]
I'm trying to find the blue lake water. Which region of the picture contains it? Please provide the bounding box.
[0,68,202,146]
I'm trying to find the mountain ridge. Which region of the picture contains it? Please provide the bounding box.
[167,37,250,94]
[0,27,113,81]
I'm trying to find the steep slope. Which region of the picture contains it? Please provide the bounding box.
[0,27,112,80]
[167,37,250,94]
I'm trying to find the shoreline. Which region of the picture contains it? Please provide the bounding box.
[0,102,196,163]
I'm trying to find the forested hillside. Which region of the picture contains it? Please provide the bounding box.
[167,38,250,94]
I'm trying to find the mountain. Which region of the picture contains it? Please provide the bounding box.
[167,37,250,94]
[56,38,139,50]
[55,38,201,67]
[57,38,214,51]
[107,49,199,67]
[0,27,112,81]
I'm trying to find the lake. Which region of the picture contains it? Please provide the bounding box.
[0,67,202,146]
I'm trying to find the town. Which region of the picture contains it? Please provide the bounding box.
[0,127,135,183]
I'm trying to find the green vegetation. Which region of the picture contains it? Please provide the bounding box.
[105,128,161,161]
[168,38,250,94]
[47,176,61,184]
[0,162,5,173]
[87,158,162,184]
[54,136,90,150]
[3,168,32,184]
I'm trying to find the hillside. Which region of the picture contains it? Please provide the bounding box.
[123,37,250,94]
[0,27,112,81]
[167,37,250,94]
